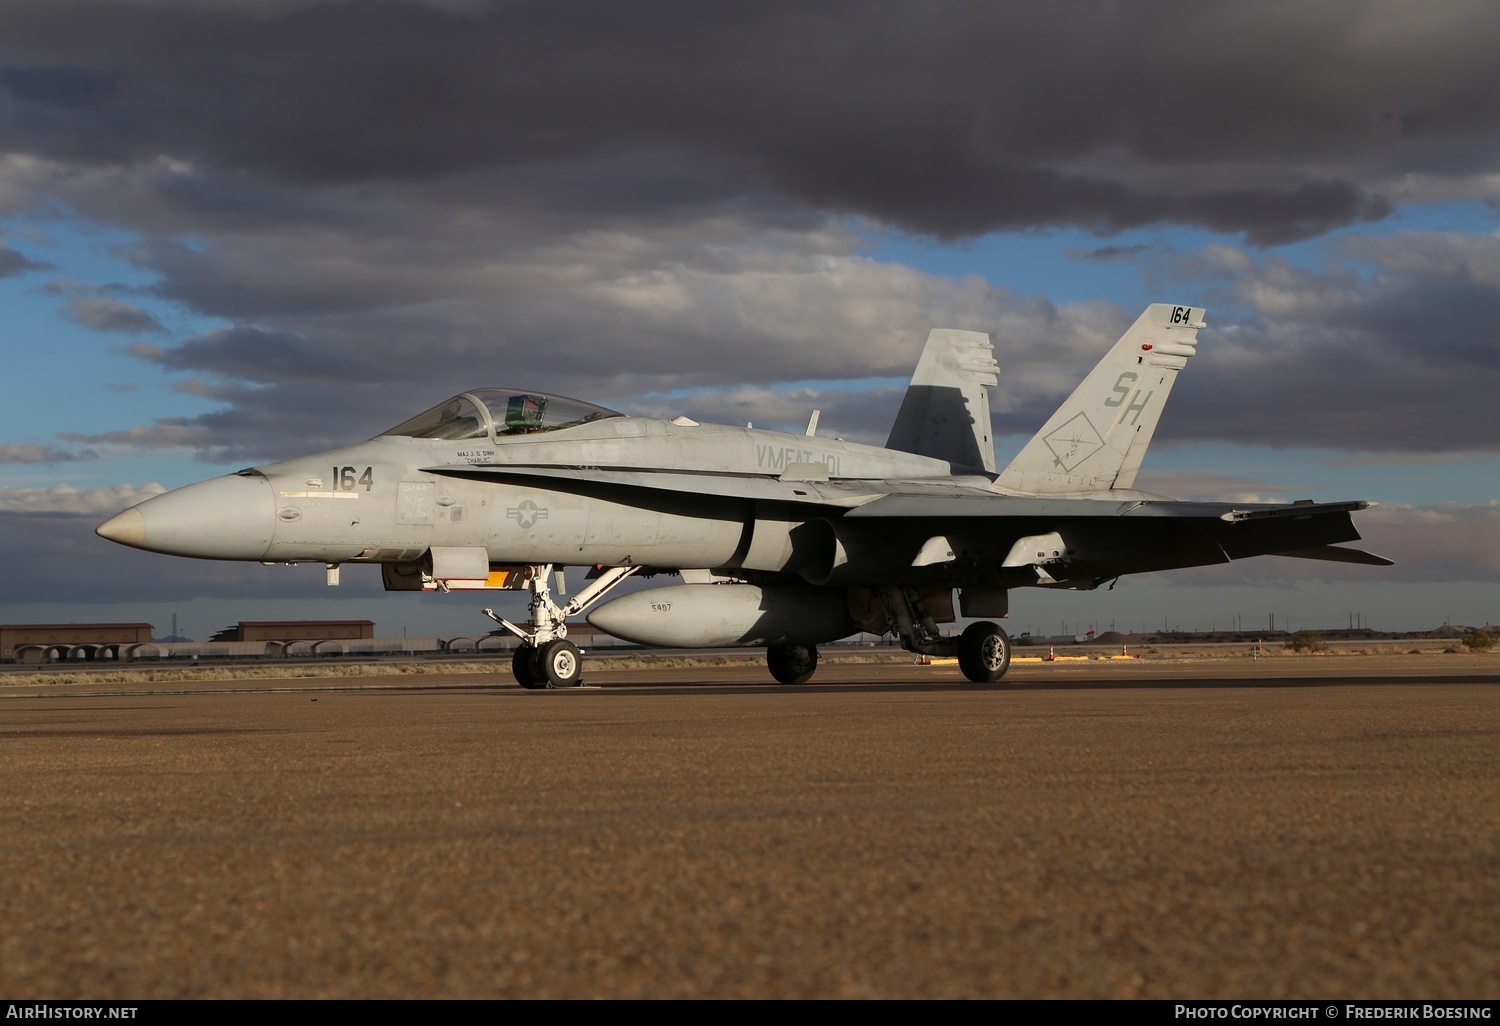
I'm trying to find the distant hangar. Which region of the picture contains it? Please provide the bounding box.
[1,622,155,664]
[3,620,373,663]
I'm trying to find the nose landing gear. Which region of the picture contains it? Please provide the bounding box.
[484,564,640,688]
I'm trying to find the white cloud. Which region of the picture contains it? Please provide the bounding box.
[0,482,166,514]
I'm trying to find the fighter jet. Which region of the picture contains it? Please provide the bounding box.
[96,303,1389,688]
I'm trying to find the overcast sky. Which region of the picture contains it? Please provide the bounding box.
[2,0,1498,639]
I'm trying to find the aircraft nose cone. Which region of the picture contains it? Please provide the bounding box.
[96,507,147,547]
[95,473,276,560]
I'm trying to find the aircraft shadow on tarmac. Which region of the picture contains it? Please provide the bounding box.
[462,671,1500,696]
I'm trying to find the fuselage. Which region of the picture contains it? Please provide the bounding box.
[97,405,958,575]
[96,379,1373,598]
[91,308,1386,684]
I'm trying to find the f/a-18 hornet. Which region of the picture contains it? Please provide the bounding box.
[97,303,1388,687]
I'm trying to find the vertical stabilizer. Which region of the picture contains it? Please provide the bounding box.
[997,303,1204,493]
[885,328,999,473]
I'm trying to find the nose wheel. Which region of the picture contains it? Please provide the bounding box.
[485,564,641,689]
[537,639,582,687]
[510,639,584,688]
[512,644,544,689]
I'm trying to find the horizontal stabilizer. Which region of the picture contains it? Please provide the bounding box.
[1272,545,1394,566]
[1218,500,1374,521]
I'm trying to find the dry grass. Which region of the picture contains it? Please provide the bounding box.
[1,661,506,687]
[1,648,918,687]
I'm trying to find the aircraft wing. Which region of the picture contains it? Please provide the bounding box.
[430,460,1376,524]
[847,494,1391,566]
[429,463,1389,567]
[845,494,1373,521]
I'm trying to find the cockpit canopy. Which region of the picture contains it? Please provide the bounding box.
[381,388,623,441]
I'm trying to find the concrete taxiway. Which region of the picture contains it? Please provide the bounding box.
[2,655,1497,999]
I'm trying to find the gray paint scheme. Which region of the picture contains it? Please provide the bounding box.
[96,303,1387,684]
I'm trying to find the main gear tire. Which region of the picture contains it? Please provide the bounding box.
[767,642,819,685]
[957,621,1011,683]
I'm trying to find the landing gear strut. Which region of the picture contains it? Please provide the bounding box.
[874,586,1012,683]
[484,564,640,688]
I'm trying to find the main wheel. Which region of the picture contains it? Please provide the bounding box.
[512,644,545,689]
[957,621,1011,682]
[767,642,818,685]
[538,639,583,688]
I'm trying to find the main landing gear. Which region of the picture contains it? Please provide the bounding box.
[876,586,1012,684]
[484,564,640,688]
[766,642,818,685]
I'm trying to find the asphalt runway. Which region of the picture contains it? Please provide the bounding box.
[3,656,1497,999]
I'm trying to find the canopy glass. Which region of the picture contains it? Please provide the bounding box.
[381,389,623,441]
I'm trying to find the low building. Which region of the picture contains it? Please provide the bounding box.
[210,620,377,643]
[1,623,155,663]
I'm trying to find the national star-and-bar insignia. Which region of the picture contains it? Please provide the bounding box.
[507,500,549,529]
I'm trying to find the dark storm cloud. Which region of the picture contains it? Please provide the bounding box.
[136,325,347,383]
[62,295,165,333]
[46,224,1500,463]
[0,242,48,277]
[67,278,1125,463]
[2,1,1494,242]
[1074,244,1150,263]
[63,379,408,464]
[3,1,1499,464]
[1155,233,1500,453]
